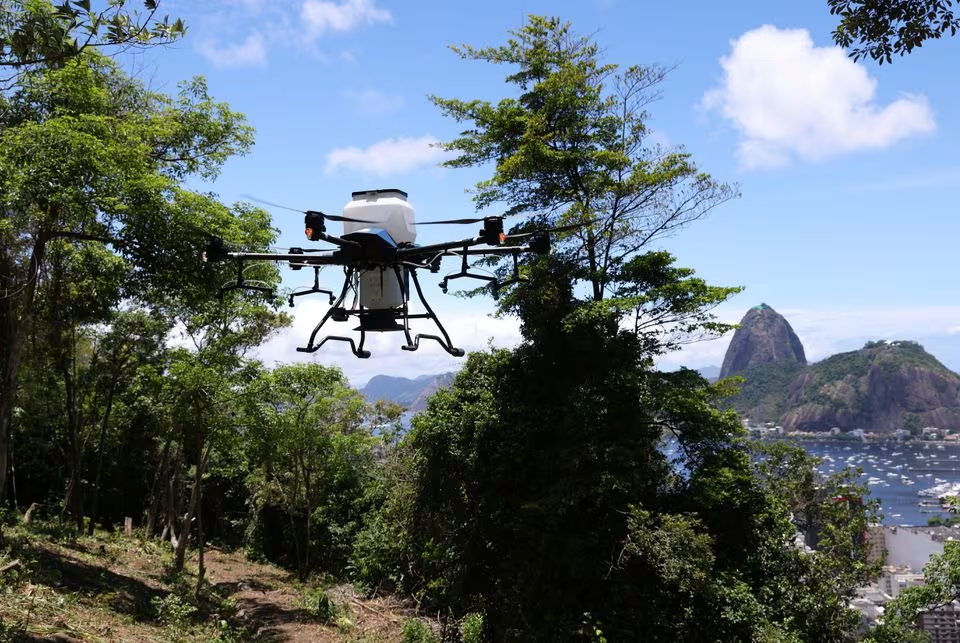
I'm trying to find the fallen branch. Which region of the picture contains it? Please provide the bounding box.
[1,559,23,574]
[349,596,401,622]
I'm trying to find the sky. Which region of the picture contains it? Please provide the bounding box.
[134,0,959,386]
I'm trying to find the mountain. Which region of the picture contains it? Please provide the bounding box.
[360,372,456,413]
[721,306,960,432]
[719,303,806,379]
[780,341,960,432]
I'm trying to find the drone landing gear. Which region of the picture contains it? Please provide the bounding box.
[297,335,370,359]
[439,247,523,295]
[218,259,274,299]
[295,266,465,358]
[288,266,336,307]
[402,269,465,357]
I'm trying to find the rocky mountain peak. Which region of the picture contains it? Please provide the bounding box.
[720,303,807,379]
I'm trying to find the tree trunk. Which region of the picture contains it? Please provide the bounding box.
[88,382,116,535]
[164,446,184,545]
[194,499,205,599]
[146,437,173,539]
[174,437,209,572]
[0,235,47,502]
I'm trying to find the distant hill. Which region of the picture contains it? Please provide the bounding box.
[698,365,721,382]
[360,372,456,413]
[721,305,960,432]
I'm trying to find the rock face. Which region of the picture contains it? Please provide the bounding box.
[720,304,806,379]
[780,341,960,432]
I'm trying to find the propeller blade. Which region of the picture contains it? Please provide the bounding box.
[242,194,306,214]
[319,212,374,224]
[414,217,489,225]
[503,219,598,241]
[244,195,371,225]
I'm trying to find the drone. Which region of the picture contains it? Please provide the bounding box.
[203,188,578,359]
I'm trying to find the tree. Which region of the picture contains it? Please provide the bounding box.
[0,0,185,87]
[0,50,255,503]
[432,15,738,302]
[359,15,877,640]
[829,0,960,63]
[243,363,374,580]
[381,258,845,640]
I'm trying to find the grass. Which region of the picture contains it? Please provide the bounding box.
[0,519,427,642]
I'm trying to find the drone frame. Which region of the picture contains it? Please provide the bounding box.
[204,213,544,359]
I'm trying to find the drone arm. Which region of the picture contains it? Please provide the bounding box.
[314,230,362,249]
[397,235,487,260]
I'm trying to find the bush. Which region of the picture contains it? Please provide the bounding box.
[299,586,339,624]
[401,618,438,643]
[460,612,483,643]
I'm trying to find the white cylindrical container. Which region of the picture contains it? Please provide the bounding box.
[359,267,405,309]
[342,189,417,245]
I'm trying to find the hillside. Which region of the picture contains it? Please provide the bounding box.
[0,523,427,642]
[361,372,455,412]
[780,341,960,432]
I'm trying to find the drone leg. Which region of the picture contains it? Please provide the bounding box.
[297,335,370,359]
[438,245,498,294]
[288,267,336,307]
[218,259,274,299]
[402,269,465,357]
[393,266,417,349]
[299,267,355,352]
[492,249,523,294]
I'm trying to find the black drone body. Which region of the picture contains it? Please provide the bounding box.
[204,188,559,359]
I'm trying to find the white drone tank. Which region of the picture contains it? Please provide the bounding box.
[343,189,416,311]
[342,189,416,244]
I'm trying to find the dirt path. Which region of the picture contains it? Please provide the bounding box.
[203,548,410,642]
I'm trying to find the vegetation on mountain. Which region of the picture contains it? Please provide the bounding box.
[360,372,455,411]
[782,341,960,432]
[725,360,807,423]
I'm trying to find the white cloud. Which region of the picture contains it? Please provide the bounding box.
[948,326,960,335]
[300,0,391,37]
[196,32,267,69]
[344,89,405,118]
[702,25,935,169]
[324,135,450,176]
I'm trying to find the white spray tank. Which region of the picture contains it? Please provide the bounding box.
[342,189,416,312]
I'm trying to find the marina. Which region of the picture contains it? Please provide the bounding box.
[801,440,960,525]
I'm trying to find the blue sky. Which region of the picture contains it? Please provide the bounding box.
[140,0,959,385]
